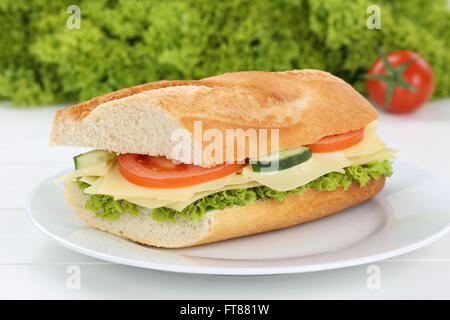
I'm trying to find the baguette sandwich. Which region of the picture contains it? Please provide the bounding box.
[51,69,395,248]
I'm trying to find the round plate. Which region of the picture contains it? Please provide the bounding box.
[26,161,450,275]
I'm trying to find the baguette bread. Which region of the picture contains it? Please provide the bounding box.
[50,69,378,167]
[64,177,385,248]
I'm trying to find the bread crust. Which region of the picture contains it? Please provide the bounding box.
[192,177,385,246]
[50,70,378,166]
[53,69,376,126]
[64,177,385,248]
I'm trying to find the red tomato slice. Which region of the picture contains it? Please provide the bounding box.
[118,154,246,188]
[306,128,364,153]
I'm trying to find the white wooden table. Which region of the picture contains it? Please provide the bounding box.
[0,99,449,299]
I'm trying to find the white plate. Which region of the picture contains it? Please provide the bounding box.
[26,161,450,275]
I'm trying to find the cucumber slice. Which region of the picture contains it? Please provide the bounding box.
[251,146,312,172]
[73,150,116,169]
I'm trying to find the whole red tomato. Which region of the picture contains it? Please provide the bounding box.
[366,50,434,113]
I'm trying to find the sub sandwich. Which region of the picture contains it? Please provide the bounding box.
[51,70,396,248]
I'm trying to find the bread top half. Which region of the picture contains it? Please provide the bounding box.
[50,69,378,167]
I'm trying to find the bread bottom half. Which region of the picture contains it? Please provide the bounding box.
[64,177,386,248]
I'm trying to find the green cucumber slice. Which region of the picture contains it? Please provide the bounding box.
[73,150,116,169]
[251,146,312,172]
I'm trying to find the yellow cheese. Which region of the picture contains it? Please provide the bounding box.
[242,151,352,192]
[84,163,254,201]
[78,176,99,185]
[55,161,112,182]
[165,181,262,211]
[348,148,397,165]
[103,181,262,211]
[117,197,174,209]
[343,121,386,157]
[78,174,174,208]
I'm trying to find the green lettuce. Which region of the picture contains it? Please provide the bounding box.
[78,180,139,221]
[78,160,392,223]
[1,1,449,105]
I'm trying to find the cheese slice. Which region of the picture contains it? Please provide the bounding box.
[78,176,99,185]
[55,161,112,182]
[79,175,174,208]
[242,151,352,192]
[105,181,262,211]
[84,163,254,201]
[348,148,397,165]
[165,181,262,212]
[343,121,386,157]
[117,197,174,209]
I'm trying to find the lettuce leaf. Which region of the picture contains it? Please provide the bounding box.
[78,160,393,223]
[78,180,139,221]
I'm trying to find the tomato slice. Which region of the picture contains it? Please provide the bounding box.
[306,128,364,153]
[118,154,246,188]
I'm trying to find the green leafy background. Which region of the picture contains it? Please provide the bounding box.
[1,0,449,106]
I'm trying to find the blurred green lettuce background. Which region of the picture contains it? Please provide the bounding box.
[1,0,448,106]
